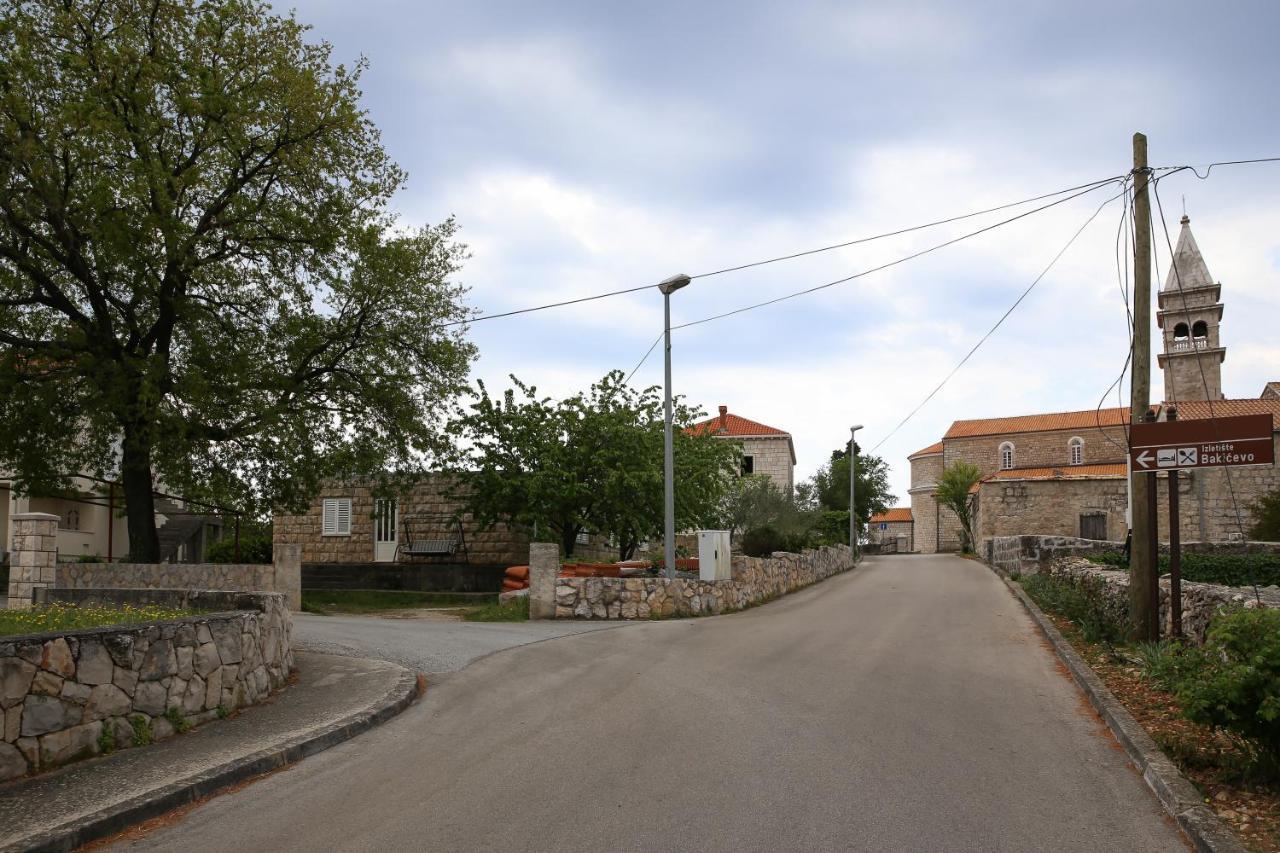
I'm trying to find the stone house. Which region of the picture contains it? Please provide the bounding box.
[868,507,914,552]
[687,405,796,493]
[272,474,615,567]
[908,216,1280,553]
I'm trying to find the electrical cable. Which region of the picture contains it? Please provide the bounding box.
[687,175,1125,280]
[674,180,1119,332]
[624,332,663,385]
[867,185,1126,454]
[441,174,1125,328]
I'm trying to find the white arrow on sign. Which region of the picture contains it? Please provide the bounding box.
[1136,450,1154,469]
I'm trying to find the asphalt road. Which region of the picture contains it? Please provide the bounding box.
[292,609,622,675]
[115,555,1187,852]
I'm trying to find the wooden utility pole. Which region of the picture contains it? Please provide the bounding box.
[1129,132,1158,642]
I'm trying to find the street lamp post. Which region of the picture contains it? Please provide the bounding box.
[658,274,691,580]
[849,425,863,563]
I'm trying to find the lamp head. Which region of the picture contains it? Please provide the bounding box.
[657,274,692,295]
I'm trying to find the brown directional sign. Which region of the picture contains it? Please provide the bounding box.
[1129,413,1275,473]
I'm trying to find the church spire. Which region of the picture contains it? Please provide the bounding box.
[1162,215,1215,292]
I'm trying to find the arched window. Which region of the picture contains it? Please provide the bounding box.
[999,441,1015,470]
[64,509,80,531]
[1191,320,1208,339]
[1068,436,1084,466]
[1173,322,1189,340]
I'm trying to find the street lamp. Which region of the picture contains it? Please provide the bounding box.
[659,273,691,580]
[849,425,863,563]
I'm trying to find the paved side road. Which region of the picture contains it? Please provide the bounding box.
[293,611,623,675]
[116,555,1188,852]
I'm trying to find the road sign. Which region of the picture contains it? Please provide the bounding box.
[1130,413,1274,473]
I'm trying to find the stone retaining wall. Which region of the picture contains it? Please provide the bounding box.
[986,534,1280,576]
[552,544,852,619]
[0,590,292,782]
[6,513,301,611]
[1043,556,1280,644]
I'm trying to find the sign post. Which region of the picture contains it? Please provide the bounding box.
[1129,412,1275,640]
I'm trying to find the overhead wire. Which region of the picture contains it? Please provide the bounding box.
[868,183,1126,454]
[442,174,1126,328]
[673,180,1119,332]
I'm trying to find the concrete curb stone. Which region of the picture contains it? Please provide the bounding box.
[4,659,421,853]
[997,573,1244,853]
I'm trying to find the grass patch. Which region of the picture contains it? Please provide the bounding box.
[301,589,494,615]
[0,602,196,637]
[462,596,528,622]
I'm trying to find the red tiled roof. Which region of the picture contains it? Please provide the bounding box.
[870,507,913,523]
[944,407,1129,439]
[687,411,789,437]
[908,441,944,458]
[1164,398,1280,429]
[981,463,1129,482]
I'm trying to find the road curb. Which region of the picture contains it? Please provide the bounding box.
[998,573,1244,853]
[8,657,421,853]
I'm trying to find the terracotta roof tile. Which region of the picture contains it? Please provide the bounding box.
[908,441,944,458]
[1164,398,1280,429]
[687,411,789,437]
[944,407,1129,439]
[981,463,1129,482]
[870,507,913,523]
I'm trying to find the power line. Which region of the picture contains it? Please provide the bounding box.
[868,185,1125,454]
[674,179,1120,332]
[624,332,663,385]
[687,175,1124,280]
[1153,156,1280,180]
[443,174,1125,328]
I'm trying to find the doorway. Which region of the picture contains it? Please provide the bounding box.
[374,498,398,562]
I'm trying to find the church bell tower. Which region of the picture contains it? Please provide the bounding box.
[1157,215,1226,402]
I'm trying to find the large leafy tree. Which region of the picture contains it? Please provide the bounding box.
[804,445,895,541]
[449,370,738,560]
[0,0,474,559]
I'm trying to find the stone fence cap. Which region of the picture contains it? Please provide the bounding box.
[13,512,60,521]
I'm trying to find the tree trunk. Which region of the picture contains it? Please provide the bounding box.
[560,525,577,559]
[121,425,160,562]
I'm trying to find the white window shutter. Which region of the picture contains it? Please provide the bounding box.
[337,499,351,535]
[323,499,337,535]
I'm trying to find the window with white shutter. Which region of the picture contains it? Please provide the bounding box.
[322,498,352,536]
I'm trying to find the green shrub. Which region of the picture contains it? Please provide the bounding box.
[165,706,191,733]
[1090,550,1280,588]
[741,525,807,557]
[1020,572,1126,644]
[205,534,272,564]
[1173,608,1280,768]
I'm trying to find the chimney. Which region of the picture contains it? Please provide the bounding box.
[718,405,728,433]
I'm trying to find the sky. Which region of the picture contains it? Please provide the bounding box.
[286,0,1280,502]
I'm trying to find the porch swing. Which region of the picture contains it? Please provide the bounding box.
[397,512,469,563]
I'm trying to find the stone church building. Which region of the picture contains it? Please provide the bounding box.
[909,216,1280,553]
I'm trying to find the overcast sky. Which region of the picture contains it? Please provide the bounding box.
[288,0,1280,501]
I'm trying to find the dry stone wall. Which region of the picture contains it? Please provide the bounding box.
[0,591,291,782]
[552,544,852,619]
[1044,555,1280,644]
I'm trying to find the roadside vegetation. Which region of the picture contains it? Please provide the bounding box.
[725,444,895,557]
[1089,551,1280,588]
[301,589,527,621]
[0,602,196,637]
[1017,572,1280,850]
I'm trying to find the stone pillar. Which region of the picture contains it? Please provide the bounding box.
[528,543,559,620]
[8,512,59,610]
[272,543,302,611]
